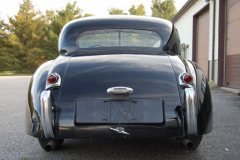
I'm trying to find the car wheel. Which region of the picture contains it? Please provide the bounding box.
[187,135,203,150]
[38,135,64,151]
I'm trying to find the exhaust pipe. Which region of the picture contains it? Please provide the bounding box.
[178,138,194,149]
[44,139,64,152]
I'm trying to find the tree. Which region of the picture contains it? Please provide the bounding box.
[108,8,128,15]
[151,0,177,20]
[44,1,86,58]
[45,1,82,36]
[84,13,94,17]
[128,4,146,16]
[0,19,15,71]
[0,19,9,47]
[0,0,46,72]
[0,0,94,72]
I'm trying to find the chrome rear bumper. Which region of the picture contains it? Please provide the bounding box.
[185,87,197,135]
[185,61,198,135]
[40,91,55,138]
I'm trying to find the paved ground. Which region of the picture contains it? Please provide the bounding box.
[0,76,240,160]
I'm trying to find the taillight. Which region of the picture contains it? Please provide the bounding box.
[46,73,61,90]
[183,74,192,83]
[47,75,57,84]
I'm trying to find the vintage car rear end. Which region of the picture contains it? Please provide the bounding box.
[25,16,212,151]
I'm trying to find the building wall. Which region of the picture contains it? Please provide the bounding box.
[175,0,209,61]
[215,0,219,60]
[209,1,214,81]
[174,0,219,85]
[209,1,214,62]
[214,0,219,85]
[209,0,219,84]
[214,59,218,85]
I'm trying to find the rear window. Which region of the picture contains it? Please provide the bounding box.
[76,29,162,49]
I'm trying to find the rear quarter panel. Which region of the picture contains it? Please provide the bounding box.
[169,55,213,135]
[25,60,54,136]
[25,55,71,137]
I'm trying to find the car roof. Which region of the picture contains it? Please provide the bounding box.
[58,15,173,55]
[66,15,172,26]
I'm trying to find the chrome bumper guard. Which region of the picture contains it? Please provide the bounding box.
[185,87,197,135]
[185,61,198,135]
[40,91,54,138]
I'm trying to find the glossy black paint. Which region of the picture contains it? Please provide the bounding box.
[193,62,213,134]
[58,16,172,55]
[169,56,213,135]
[57,125,184,139]
[164,26,181,55]
[26,16,212,139]
[56,53,182,137]
[25,60,54,137]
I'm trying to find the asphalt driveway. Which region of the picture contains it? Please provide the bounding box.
[0,76,239,160]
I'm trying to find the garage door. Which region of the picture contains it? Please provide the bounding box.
[225,0,240,89]
[196,9,209,79]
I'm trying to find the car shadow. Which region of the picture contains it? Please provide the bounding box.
[52,138,201,159]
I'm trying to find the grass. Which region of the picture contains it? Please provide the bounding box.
[0,71,32,76]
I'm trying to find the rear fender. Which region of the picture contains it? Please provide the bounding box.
[25,55,71,137]
[184,61,213,135]
[169,56,212,136]
[25,60,54,137]
[192,62,213,135]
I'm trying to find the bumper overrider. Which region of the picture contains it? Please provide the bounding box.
[181,61,198,136]
[40,90,55,138]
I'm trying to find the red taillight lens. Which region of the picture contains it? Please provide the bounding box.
[48,75,57,83]
[183,74,192,83]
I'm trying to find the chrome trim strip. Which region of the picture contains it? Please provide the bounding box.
[185,61,198,135]
[107,86,133,95]
[46,73,61,90]
[40,91,54,138]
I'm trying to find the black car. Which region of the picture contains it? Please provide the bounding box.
[25,16,212,152]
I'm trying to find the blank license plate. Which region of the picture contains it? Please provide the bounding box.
[75,99,163,123]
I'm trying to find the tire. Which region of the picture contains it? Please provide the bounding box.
[187,135,203,150]
[38,135,64,151]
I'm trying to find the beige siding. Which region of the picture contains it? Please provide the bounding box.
[197,9,210,78]
[225,0,240,89]
[174,0,209,61]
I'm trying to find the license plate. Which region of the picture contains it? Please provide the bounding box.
[76,99,163,123]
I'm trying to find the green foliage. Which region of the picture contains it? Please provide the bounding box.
[128,4,146,16]
[0,0,177,73]
[0,70,33,75]
[44,1,83,58]
[108,8,128,15]
[151,0,177,20]
[0,0,93,73]
[0,0,46,72]
[84,13,95,17]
